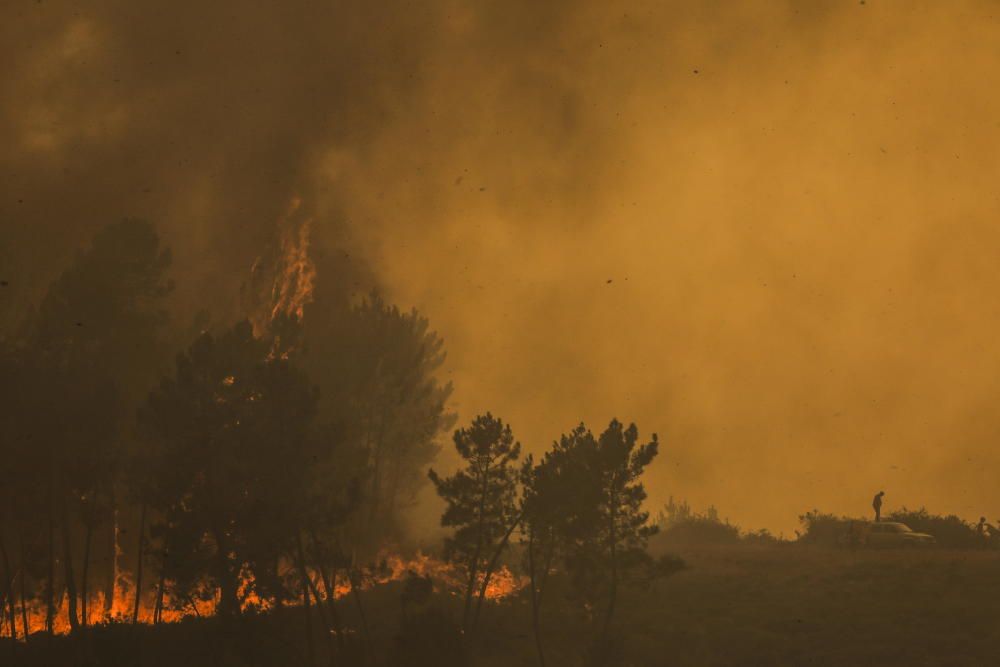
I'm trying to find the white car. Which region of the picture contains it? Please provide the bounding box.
[865,521,936,548]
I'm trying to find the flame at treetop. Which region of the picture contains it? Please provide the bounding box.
[247,196,317,337]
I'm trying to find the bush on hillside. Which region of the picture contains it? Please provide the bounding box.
[656,497,778,546]
[887,507,981,549]
[797,510,852,546]
[660,516,741,545]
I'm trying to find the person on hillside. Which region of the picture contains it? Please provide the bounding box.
[976,517,994,547]
[872,491,885,522]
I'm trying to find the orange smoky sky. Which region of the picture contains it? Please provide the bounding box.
[4,1,1000,534]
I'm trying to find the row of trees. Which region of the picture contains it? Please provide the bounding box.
[0,219,454,646]
[430,414,682,666]
[0,218,679,666]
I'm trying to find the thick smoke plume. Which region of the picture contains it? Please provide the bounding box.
[5,1,1000,532]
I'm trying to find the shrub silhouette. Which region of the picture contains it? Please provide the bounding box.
[797,511,850,546]
[887,507,981,548]
[660,516,741,545]
[656,498,766,546]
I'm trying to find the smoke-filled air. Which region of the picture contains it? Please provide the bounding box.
[3,2,1000,666]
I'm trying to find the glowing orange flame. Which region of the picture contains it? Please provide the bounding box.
[333,552,524,601]
[247,196,316,337]
[268,196,315,324]
[6,551,523,639]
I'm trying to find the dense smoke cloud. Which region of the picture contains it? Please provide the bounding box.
[4,0,1000,533]
[0,0,438,326]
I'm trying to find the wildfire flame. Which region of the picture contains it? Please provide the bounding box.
[6,551,524,638]
[246,196,317,337]
[336,552,524,601]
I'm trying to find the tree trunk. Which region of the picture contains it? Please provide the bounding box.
[527,528,545,667]
[462,459,491,632]
[364,403,390,549]
[301,542,341,666]
[308,528,346,651]
[103,489,118,620]
[218,574,238,617]
[295,533,316,667]
[207,513,239,618]
[601,493,619,642]
[462,558,481,630]
[59,495,79,632]
[184,593,201,618]
[132,504,146,624]
[348,568,372,662]
[472,508,524,630]
[0,535,16,640]
[152,556,166,624]
[538,539,554,609]
[385,455,403,528]
[81,523,92,627]
[368,455,382,526]
[212,528,239,618]
[45,487,55,635]
[299,543,341,666]
[18,538,29,641]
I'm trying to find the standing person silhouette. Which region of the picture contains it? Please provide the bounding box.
[872,491,885,522]
[976,517,993,547]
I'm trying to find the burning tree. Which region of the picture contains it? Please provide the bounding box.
[39,219,173,627]
[244,198,454,553]
[0,219,173,635]
[0,344,51,639]
[136,321,319,617]
[429,413,523,633]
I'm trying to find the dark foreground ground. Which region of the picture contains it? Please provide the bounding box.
[5,543,1000,666]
